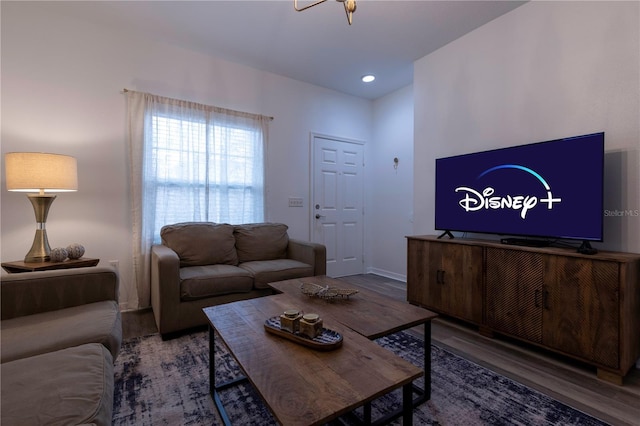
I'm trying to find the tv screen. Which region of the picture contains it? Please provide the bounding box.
[435,132,604,242]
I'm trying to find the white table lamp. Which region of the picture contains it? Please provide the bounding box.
[5,152,78,262]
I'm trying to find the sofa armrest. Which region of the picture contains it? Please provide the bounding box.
[1,266,119,320]
[287,239,327,276]
[150,244,181,333]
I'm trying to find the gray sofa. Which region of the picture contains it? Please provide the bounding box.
[0,266,122,426]
[151,222,326,337]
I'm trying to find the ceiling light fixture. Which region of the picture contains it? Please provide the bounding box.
[362,75,375,83]
[294,0,357,25]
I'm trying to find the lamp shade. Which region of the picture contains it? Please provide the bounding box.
[5,152,78,192]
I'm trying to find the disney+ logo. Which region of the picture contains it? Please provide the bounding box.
[455,165,562,219]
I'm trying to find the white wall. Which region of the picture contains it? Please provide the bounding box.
[0,3,372,309]
[413,1,640,254]
[368,85,414,280]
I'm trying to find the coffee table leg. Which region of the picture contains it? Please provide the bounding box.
[209,326,215,397]
[210,326,233,426]
[362,321,431,426]
[408,321,431,407]
[364,402,372,424]
[403,383,413,426]
[423,321,431,400]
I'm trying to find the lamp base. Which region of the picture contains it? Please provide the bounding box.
[23,194,56,263]
[25,229,51,263]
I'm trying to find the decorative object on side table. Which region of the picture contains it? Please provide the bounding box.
[66,243,85,259]
[49,247,68,262]
[264,313,343,350]
[42,243,86,263]
[300,281,358,300]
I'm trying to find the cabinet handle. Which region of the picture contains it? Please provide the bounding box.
[440,270,445,284]
[534,289,540,308]
[435,269,446,284]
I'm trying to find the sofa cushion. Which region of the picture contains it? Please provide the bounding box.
[161,222,238,267]
[0,300,122,363]
[234,223,289,263]
[239,259,314,289]
[1,343,114,426]
[180,265,254,300]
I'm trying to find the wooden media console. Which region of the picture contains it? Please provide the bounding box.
[406,235,640,385]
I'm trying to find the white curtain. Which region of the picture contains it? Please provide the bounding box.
[126,90,270,308]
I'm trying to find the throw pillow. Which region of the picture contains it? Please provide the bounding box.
[161,222,238,267]
[234,223,289,263]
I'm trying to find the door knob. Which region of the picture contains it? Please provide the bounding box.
[315,214,325,219]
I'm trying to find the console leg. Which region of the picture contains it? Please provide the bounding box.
[597,369,623,385]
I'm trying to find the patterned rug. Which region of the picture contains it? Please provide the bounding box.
[112,330,608,425]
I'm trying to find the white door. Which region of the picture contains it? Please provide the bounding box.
[311,134,364,277]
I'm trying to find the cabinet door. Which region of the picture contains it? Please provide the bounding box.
[486,248,544,344]
[407,239,430,307]
[407,239,482,323]
[544,257,619,369]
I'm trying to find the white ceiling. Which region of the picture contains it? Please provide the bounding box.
[37,0,526,100]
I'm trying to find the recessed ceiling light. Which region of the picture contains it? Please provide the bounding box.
[361,75,375,83]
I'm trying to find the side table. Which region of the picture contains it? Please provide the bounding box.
[1,258,100,273]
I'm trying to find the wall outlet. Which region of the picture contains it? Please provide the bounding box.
[109,260,119,271]
[288,197,303,207]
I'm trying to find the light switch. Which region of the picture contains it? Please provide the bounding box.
[288,197,304,207]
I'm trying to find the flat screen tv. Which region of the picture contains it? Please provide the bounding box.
[435,132,604,246]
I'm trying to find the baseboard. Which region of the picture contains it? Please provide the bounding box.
[365,267,406,283]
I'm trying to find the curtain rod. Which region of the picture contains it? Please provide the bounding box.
[122,88,274,121]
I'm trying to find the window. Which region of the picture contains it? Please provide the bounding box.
[126,90,270,309]
[150,112,265,240]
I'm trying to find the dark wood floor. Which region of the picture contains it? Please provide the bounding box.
[122,274,640,426]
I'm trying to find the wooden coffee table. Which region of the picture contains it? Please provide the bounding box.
[269,276,437,338]
[269,276,437,402]
[204,293,423,425]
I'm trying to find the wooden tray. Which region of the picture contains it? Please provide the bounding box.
[264,316,343,351]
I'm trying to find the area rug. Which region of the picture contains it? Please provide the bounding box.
[112,330,608,425]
